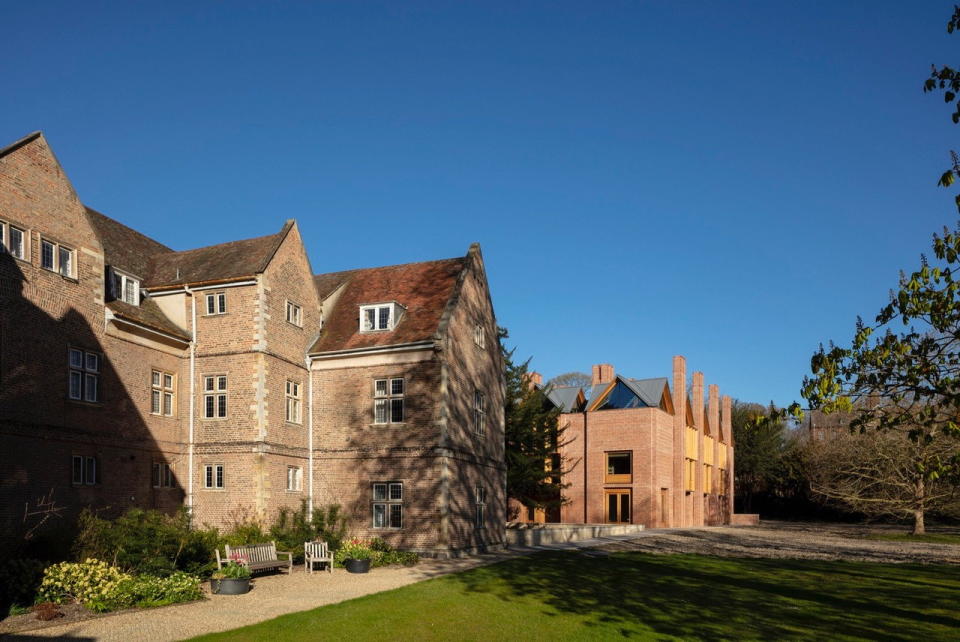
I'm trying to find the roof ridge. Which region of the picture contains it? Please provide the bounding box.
[314,255,463,279]
[162,228,284,257]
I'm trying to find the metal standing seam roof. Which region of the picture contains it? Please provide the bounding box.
[543,386,582,413]
[622,377,669,407]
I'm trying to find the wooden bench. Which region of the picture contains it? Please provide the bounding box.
[216,541,293,574]
[304,540,333,574]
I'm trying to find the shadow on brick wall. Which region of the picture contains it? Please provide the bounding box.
[0,252,179,562]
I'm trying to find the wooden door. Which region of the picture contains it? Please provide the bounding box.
[605,489,631,524]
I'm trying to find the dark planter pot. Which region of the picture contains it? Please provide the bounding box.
[210,577,251,595]
[344,558,371,574]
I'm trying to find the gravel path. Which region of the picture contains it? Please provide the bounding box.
[3,522,956,641]
[592,521,960,564]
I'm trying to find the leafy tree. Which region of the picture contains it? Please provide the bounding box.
[547,371,592,389]
[500,327,570,516]
[925,6,960,211]
[733,401,784,512]
[794,6,960,534]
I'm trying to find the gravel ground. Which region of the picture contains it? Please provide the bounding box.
[3,522,956,641]
[591,521,960,564]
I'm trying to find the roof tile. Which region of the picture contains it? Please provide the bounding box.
[309,256,465,354]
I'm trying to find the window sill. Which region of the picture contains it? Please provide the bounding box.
[285,489,303,493]
[67,399,102,407]
[285,321,304,329]
[284,420,303,427]
[370,423,406,427]
[150,413,177,418]
[201,417,229,421]
[359,328,394,334]
[202,487,226,491]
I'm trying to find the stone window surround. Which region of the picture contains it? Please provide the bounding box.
[203,463,225,489]
[0,218,28,261]
[151,369,175,417]
[372,482,403,529]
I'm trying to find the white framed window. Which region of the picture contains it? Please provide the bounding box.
[68,348,100,402]
[359,303,400,332]
[204,464,224,489]
[72,455,98,485]
[373,377,404,424]
[372,482,403,529]
[203,375,227,419]
[205,292,227,315]
[112,270,140,305]
[286,466,302,491]
[285,301,302,327]
[474,390,486,436]
[151,370,175,416]
[40,238,75,277]
[0,221,27,260]
[474,323,485,348]
[285,380,302,424]
[152,462,174,488]
[475,485,486,528]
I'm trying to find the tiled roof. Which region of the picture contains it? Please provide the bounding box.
[85,207,172,278]
[107,299,190,340]
[144,221,293,288]
[313,270,356,300]
[309,256,466,354]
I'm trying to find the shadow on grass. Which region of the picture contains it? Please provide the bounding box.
[451,551,960,640]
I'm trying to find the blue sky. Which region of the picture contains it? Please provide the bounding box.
[2,1,958,407]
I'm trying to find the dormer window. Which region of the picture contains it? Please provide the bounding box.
[112,270,140,305]
[360,303,401,332]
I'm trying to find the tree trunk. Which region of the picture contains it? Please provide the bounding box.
[912,509,925,535]
[912,477,926,536]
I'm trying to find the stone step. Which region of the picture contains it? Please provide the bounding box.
[505,523,645,547]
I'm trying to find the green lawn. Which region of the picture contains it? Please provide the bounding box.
[192,551,960,641]
[866,532,960,545]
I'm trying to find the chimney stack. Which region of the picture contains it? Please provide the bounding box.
[591,364,615,386]
[527,371,543,390]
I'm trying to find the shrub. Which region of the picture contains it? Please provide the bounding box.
[335,538,373,563]
[0,558,47,608]
[37,559,129,606]
[221,502,348,563]
[334,538,419,567]
[74,508,220,577]
[87,572,203,612]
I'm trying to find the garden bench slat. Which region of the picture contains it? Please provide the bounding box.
[216,541,293,574]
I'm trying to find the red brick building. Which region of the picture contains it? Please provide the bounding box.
[0,132,505,557]
[536,357,734,527]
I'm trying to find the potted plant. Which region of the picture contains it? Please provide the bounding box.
[338,538,373,574]
[211,560,252,594]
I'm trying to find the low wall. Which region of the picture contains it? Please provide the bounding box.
[730,514,760,526]
[506,523,645,547]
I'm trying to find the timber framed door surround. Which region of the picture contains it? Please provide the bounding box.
[605,489,631,524]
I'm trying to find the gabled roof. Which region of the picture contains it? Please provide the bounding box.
[544,385,584,413]
[587,376,672,412]
[145,221,293,288]
[107,299,190,341]
[85,207,172,277]
[309,256,466,354]
[313,270,356,300]
[623,377,670,407]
